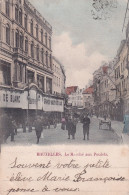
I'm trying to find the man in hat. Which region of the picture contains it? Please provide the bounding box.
[66,116,76,139]
[34,116,43,144]
[82,114,90,140]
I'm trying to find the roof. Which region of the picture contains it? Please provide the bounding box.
[83,86,94,94]
[66,86,78,95]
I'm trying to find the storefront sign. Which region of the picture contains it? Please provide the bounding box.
[43,97,64,112]
[0,89,64,112]
[0,90,23,108]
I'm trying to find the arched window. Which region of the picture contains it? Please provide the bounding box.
[5,0,10,17]
[49,37,51,49]
[31,41,34,58]
[15,30,19,47]
[25,37,28,52]
[41,48,44,63]
[30,19,33,35]
[15,5,18,22]
[19,8,22,25]
[46,51,48,66]
[19,32,23,49]
[45,32,47,46]
[36,24,38,38]
[36,45,39,61]
[6,24,10,45]
[24,14,27,30]
[41,29,43,43]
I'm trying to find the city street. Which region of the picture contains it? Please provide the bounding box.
[5,117,121,145]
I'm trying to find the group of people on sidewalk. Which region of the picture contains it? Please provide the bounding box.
[61,114,91,141]
[34,114,91,144]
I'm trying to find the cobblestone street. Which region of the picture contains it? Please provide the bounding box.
[4,117,122,146]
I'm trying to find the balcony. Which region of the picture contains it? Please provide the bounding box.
[13,81,25,88]
[13,48,28,57]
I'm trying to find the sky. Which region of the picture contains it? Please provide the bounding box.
[31,0,127,88]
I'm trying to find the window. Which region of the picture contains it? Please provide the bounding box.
[6,24,10,45]
[30,20,33,35]
[37,75,44,92]
[24,14,27,30]
[5,0,10,17]
[41,48,44,63]
[27,70,34,84]
[31,41,34,58]
[19,32,23,49]
[45,32,47,46]
[46,77,52,94]
[49,37,51,49]
[25,37,28,52]
[15,30,19,47]
[36,24,38,38]
[45,51,48,66]
[49,54,52,68]
[15,5,18,22]
[0,62,11,85]
[41,29,43,43]
[36,45,39,61]
[19,9,22,25]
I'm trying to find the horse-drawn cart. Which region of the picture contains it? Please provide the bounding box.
[99,119,111,130]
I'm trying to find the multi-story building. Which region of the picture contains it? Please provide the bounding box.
[93,62,116,119]
[52,56,66,96]
[67,86,83,107]
[114,39,129,120]
[0,0,64,127]
[82,86,94,114]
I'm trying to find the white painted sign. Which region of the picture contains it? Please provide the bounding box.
[0,90,23,108]
[43,97,64,112]
[0,89,64,112]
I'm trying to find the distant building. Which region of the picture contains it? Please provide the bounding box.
[83,86,94,112]
[66,86,83,107]
[52,56,66,96]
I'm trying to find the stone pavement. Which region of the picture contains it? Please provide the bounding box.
[4,117,121,145]
[94,116,129,145]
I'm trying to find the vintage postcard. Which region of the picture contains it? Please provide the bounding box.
[0,0,129,194]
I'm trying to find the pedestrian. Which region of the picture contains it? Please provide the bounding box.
[34,116,43,144]
[12,119,17,135]
[66,117,76,139]
[9,116,15,142]
[104,114,107,120]
[123,112,129,134]
[61,116,66,130]
[82,114,90,140]
[2,114,14,142]
[53,118,57,128]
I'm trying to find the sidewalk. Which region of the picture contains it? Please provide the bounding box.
[93,116,129,145]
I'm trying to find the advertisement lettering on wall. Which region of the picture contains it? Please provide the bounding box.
[0,89,64,112]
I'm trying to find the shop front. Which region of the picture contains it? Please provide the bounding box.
[0,85,64,130]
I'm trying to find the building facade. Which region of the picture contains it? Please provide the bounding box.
[52,56,66,96]
[82,86,94,114]
[67,86,83,107]
[93,62,117,119]
[0,0,64,126]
